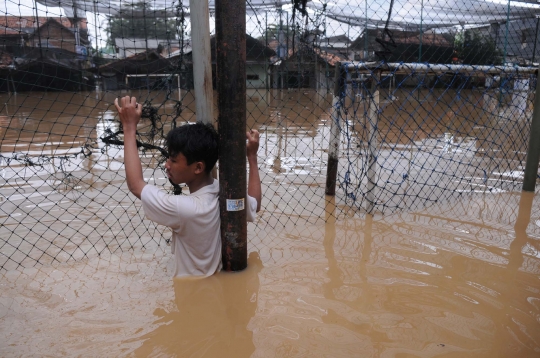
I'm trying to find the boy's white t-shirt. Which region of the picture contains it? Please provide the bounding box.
[140,179,257,277]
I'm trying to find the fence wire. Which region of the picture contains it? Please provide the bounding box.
[334,62,537,214]
[1,0,540,270]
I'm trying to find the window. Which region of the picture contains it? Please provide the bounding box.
[247,74,259,81]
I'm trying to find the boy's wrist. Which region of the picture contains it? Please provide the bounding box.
[123,125,137,136]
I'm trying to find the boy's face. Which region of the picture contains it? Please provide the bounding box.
[165,153,201,185]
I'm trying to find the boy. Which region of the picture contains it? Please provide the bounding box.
[114,96,261,277]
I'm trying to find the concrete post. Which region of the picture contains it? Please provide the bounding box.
[189,0,214,125]
[325,63,346,195]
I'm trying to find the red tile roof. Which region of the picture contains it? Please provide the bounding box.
[0,16,87,30]
[314,48,350,66]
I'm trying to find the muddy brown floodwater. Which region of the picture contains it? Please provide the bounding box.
[1,89,540,357]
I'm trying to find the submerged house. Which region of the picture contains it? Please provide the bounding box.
[273,46,348,90]
[0,16,89,50]
[267,34,349,90]
[350,28,454,63]
[349,28,383,60]
[319,34,355,60]
[114,38,181,59]
[479,18,540,65]
[0,16,92,92]
[386,30,453,63]
[4,47,89,92]
[28,18,90,54]
[98,50,173,90]
[168,34,276,89]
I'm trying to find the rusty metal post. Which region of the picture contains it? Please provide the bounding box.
[325,63,346,195]
[216,0,247,271]
[522,67,540,192]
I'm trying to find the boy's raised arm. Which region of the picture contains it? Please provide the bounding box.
[114,96,146,199]
[246,129,261,212]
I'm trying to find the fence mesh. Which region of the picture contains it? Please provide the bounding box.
[1,0,540,270]
[334,62,536,214]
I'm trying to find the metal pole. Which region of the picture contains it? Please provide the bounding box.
[503,0,510,65]
[143,3,148,56]
[533,15,540,64]
[366,70,380,213]
[93,0,99,54]
[6,73,11,94]
[522,67,540,191]
[265,11,269,91]
[72,6,80,48]
[177,74,181,101]
[419,0,423,62]
[325,63,345,195]
[216,0,247,271]
[33,1,43,60]
[279,8,284,89]
[347,23,350,60]
[142,3,149,91]
[342,62,537,75]
[515,191,534,234]
[364,0,368,59]
[286,11,289,87]
[189,0,215,125]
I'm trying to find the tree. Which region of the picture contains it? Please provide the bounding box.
[106,2,178,43]
[455,29,502,65]
[258,24,293,43]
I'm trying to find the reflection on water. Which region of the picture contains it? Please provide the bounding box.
[128,252,262,357]
[1,191,540,356]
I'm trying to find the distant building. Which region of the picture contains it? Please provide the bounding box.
[350,28,454,63]
[168,34,276,89]
[0,16,89,53]
[0,16,92,92]
[319,34,354,60]
[265,32,349,90]
[98,50,173,90]
[114,38,180,59]
[271,45,348,90]
[481,19,540,65]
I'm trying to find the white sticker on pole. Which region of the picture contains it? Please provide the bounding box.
[226,198,245,211]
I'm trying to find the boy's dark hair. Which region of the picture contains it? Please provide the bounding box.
[165,122,218,173]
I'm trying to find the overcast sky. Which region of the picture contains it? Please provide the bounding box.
[5,0,540,50]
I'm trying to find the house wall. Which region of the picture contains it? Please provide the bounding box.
[492,18,540,62]
[32,23,76,52]
[0,35,25,47]
[246,64,268,89]
[315,62,334,92]
[102,76,119,91]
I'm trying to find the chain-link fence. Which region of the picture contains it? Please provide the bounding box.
[332,62,536,214]
[1,0,540,270]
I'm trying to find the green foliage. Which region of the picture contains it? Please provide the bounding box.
[258,23,293,42]
[106,2,178,43]
[455,29,502,65]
